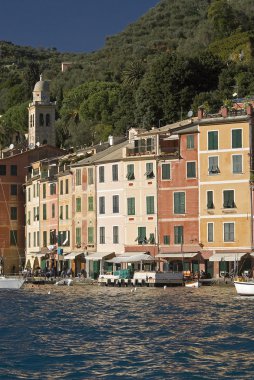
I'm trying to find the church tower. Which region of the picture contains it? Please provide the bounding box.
[28,74,56,147]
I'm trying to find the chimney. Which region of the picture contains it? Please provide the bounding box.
[198,107,204,120]
[108,135,114,146]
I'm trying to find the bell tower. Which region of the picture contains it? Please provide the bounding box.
[28,74,56,147]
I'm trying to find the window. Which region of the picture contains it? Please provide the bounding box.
[76,169,81,186]
[208,156,220,175]
[46,114,50,126]
[99,166,105,183]
[223,190,235,208]
[161,164,170,180]
[137,227,147,244]
[10,230,17,246]
[10,165,17,176]
[39,113,44,126]
[174,226,183,244]
[11,184,17,196]
[34,232,36,247]
[0,165,6,175]
[33,207,39,221]
[99,197,105,214]
[50,230,56,245]
[58,231,69,246]
[43,183,46,199]
[33,184,36,198]
[113,226,119,244]
[37,231,40,246]
[207,223,214,242]
[76,227,81,246]
[174,192,185,214]
[232,155,242,173]
[113,195,119,213]
[88,168,94,184]
[146,196,155,214]
[149,233,155,244]
[88,196,93,211]
[43,204,47,220]
[60,180,63,195]
[52,203,55,218]
[50,183,56,195]
[28,188,31,202]
[112,165,118,181]
[43,231,47,247]
[10,207,17,220]
[76,197,81,212]
[232,129,242,148]
[163,235,170,244]
[146,162,154,179]
[28,233,31,248]
[27,211,31,225]
[65,205,69,220]
[224,223,234,242]
[208,131,218,150]
[187,162,196,178]
[207,191,214,209]
[59,205,63,219]
[187,135,194,149]
[88,227,94,244]
[100,227,105,244]
[65,179,69,194]
[127,164,135,180]
[127,198,135,215]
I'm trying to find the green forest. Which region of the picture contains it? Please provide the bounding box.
[1,0,254,148]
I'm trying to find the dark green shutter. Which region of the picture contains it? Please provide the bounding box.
[232,129,242,148]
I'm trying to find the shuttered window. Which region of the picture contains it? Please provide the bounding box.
[174,226,183,244]
[163,235,170,244]
[138,227,146,244]
[88,196,93,211]
[146,196,155,214]
[174,192,185,214]
[162,164,170,180]
[99,197,105,214]
[224,223,234,242]
[88,168,94,184]
[207,223,214,242]
[76,169,81,186]
[187,162,196,178]
[100,227,105,244]
[112,165,118,181]
[208,156,220,175]
[127,164,135,180]
[76,197,81,212]
[99,166,105,183]
[187,135,194,149]
[232,155,242,173]
[88,227,94,244]
[207,191,214,209]
[113,226,119,244]
[232,129,242,148]
[208,131,218,150]
[113,195,119,213]
[76,227,81,245]
[127,198,135,215]
[43,204,47,220]
[223,190,235,208]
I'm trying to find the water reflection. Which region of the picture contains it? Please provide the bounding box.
[0,285,254,379]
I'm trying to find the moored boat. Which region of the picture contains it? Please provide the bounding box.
[185,280,201,288]
[234,280,254,296]
[0,276,26,289]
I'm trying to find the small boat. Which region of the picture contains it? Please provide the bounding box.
[234,280,254,296]
[185,280,201,288]
[0,276,26,289]
[55,278,73,286]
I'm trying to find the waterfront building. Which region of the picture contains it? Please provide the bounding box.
[198,106,254,278]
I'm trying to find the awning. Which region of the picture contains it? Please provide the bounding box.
[107,253,155,263]
[209,253,247,262]
[63,252,84,260]
[157,252,199,259]
[86,252,115,261]
[27,252,47,258]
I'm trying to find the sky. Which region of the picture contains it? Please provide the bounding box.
[0,0,160,52]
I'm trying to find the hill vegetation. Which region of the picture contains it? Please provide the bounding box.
[1,0,254,148]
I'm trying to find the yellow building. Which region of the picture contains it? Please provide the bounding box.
[198,110,254,277]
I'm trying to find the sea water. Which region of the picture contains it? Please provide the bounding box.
[0,285,253,379]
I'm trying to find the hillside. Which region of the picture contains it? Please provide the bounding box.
[1,0,254,148]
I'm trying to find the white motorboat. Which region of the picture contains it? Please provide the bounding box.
[234,280,254,296]
[185,280,201,288]
[0,276,26,289]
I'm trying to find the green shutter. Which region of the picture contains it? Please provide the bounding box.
[76,198,81,212]
[76,227,81,245]
[224,190,234,208]
[88,227,94,244]
[187,162,196,178]
[208,131,218,150]
[138,227,146,244]
[127,198,135,215]
[187,135,194,149]
[207,191,214,209]
[174,192,185,214]
[174,226,183,244]
[232,129,242,148]
[88,196,93,211]
[146,196,154,214]
[162,164,170,180]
